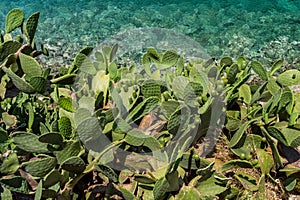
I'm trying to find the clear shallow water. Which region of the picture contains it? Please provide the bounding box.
[0,0,299,67]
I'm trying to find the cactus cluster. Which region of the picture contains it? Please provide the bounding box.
[0,8,49,98]
[0,8,300,200]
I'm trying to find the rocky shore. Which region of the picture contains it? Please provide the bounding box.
[1,0,299,69]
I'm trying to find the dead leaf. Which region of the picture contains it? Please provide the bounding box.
[2,112,17,127]
[19,169,39,190]
[139,114,154,131]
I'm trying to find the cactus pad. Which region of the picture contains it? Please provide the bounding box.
[54,141,82,164]
[29,76,46,93]
[0,41,22,62]
[58,116,73,139]
[24,12,40,44]
[61,156,85,173]
[38,132,64,145]
[19,53,43,79]
[12,132,50,153]
[160,50,178,69]
[5,8,24,33]
[43,169,62,188]
[23,156,57,177]
[3,67,35,93]
[58,97,75,113]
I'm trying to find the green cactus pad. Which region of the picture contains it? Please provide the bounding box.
[24,12,40,44]
[196,173,228,196]
[234,172,258,192]
[58,116,73,139]
[5,8,24,33]
[117,82,140,111]
[108,62,118,79]
[110,44,118,63]
[51,120,59,132]
[59,66,69,76]
[74,108,92,126]
[141,80,162,98]
[146,47,161,63]
[3,67,35,93]
[167,107,181,135]
[29,76,46,93]
[161,100,180,118]
[3,33,12,42]
[92,70,110,97]
[250,61,268,80]
[19,53,43,79]
[176,186,201,199]
[188,82,203,97]
[0,41,22,62]
[12,132,50,153]
[119,186,136,200]
[73,53,96,75]
[175,56,184,75]
[171,76,191,100]
[54,141,82,164]
[61,156,85,173]
[134,174,156,184]
[113,118,132,134]
[153,177,169,200]
[220,56,233,67]
[39,122,49,134]
[43,189,60,199]
[23,156,57,177]
[126,96,159,122]
[58,97,75,113]
[0,186,12,199]
[2,53,17,68]
[101,46,112,63]
[277,69,300,87]
[79,54,96,75]
[43,169,62,188]
[142,53,151,75]
[38,132,64,145]
[267,77,281,96]
[94,51,104,64]
[227,64,239,84]
[95,164,118,183]
[79,46,93,56]
[237,56,247,70]
[125,129,146,146]
[269,58,283,76]
[160,50,178,69]
[34,181,42,200]
[143,137,161,151]
[238,84,251,105]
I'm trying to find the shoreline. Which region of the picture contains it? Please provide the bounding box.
[4,0,296,70]
[36,35,300,72]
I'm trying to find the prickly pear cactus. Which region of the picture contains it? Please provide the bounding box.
[0,8,48,96]
[1,7,299,199]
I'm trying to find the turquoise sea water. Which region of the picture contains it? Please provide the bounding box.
[0,0,299,67]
